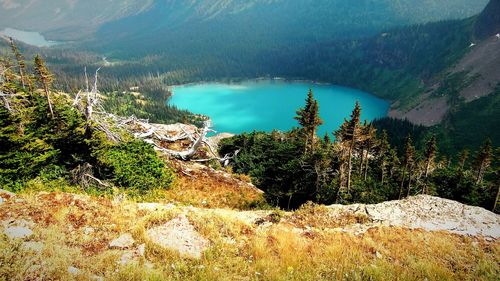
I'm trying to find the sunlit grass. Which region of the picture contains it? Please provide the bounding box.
[0,192,498,280]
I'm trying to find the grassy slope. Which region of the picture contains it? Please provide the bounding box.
[0,191,498,281]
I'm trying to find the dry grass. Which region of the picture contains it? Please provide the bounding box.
[288,201,370,229]
[159,161,266,209]
[0,192,499,281]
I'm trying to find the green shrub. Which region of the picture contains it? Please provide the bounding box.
[96,140,174,191]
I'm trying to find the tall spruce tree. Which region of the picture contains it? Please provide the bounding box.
[34,55,54,118]
[9,38,27,89]
[474,139,493,185]
[294,89,322,154]
[423,135,437,194]
[457,149,470,171]
[346,101,361,193]
[377,130,391,185]
[399,135,415,199]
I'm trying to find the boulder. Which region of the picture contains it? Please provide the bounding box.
[22,241,44,252]
[109,233,135,249]
[4,226,33,239]
[146,215,209,259]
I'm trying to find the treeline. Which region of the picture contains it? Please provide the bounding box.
[0,44,175,194]
[0,38,199,126]
[220,90,499,211]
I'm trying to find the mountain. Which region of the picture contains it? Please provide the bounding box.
[475,0,500,40]
[95,0,489,56]
[0,0,154,40]
[0,0,488,43]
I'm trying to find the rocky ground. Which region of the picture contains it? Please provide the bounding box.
[0,188,499,280]
[389,34,500,126]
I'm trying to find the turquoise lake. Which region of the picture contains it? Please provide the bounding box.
[170,80,389,135]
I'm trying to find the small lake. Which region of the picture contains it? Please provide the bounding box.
[170,80,389,135]
[0,28,60,47]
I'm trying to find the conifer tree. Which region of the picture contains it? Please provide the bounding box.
[346,101,361,192]
[34,55,54,118]
[399,135,415,199]
[307,99,323,152]
[423,135,437,194]
[294,89,322,154]
[474,139,492,185]
[9,38,27,89]
[361,123,377,181]
[457,149,469,171]
[323,132,331,146]
[377,130,391,185]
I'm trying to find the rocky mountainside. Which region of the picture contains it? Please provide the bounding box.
[388,0,500,126]
[1,189,498,280]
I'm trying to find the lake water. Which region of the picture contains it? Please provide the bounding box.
[170,80,389,135]
[0,28,60,47]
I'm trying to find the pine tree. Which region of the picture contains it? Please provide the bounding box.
[377,130,391,185]
[346,101,361,193]
[359,123,377,181]
[399,135,415,199]
[323,132,331,146]
[474,139,493,185]
[294,89,322,154]
[457,149,469,171]
[307,99,323,153]
[423,135,437,194]
[9,38,27,89]
[34,55,54,118]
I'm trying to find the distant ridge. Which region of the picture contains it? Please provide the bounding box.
[475,0,500,40]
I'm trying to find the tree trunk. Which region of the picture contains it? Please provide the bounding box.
[407,164,414,197]
[44,86,54,118]
[423,159,432,194]
[347,129,357,193]
[476,164,484,185]
[364,155,369,181]
[380,162,385,185]
[359,149,365,175]
[493,183,499,212]
[310,128,316,154]
[399,163,408,199]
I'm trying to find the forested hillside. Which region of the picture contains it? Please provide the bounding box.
[0,0,154,40]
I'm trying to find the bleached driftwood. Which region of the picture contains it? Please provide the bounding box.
[155,121,211,160]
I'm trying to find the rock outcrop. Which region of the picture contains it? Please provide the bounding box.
[328,195,500,238]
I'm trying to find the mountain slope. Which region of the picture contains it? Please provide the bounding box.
[96,0,489,56]
[0,0,154,40]
[475,0,500,40]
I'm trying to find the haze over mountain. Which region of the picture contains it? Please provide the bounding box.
[95,0,489,55]
[0,0,489,43]
[0,0,154,40]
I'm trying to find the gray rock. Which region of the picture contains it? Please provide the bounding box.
[67,266,81,275]
[146,215,209,259]
[138,243,146,256]
[22,241,44,252]
[4,226,33,239]
[109,233,135,249]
